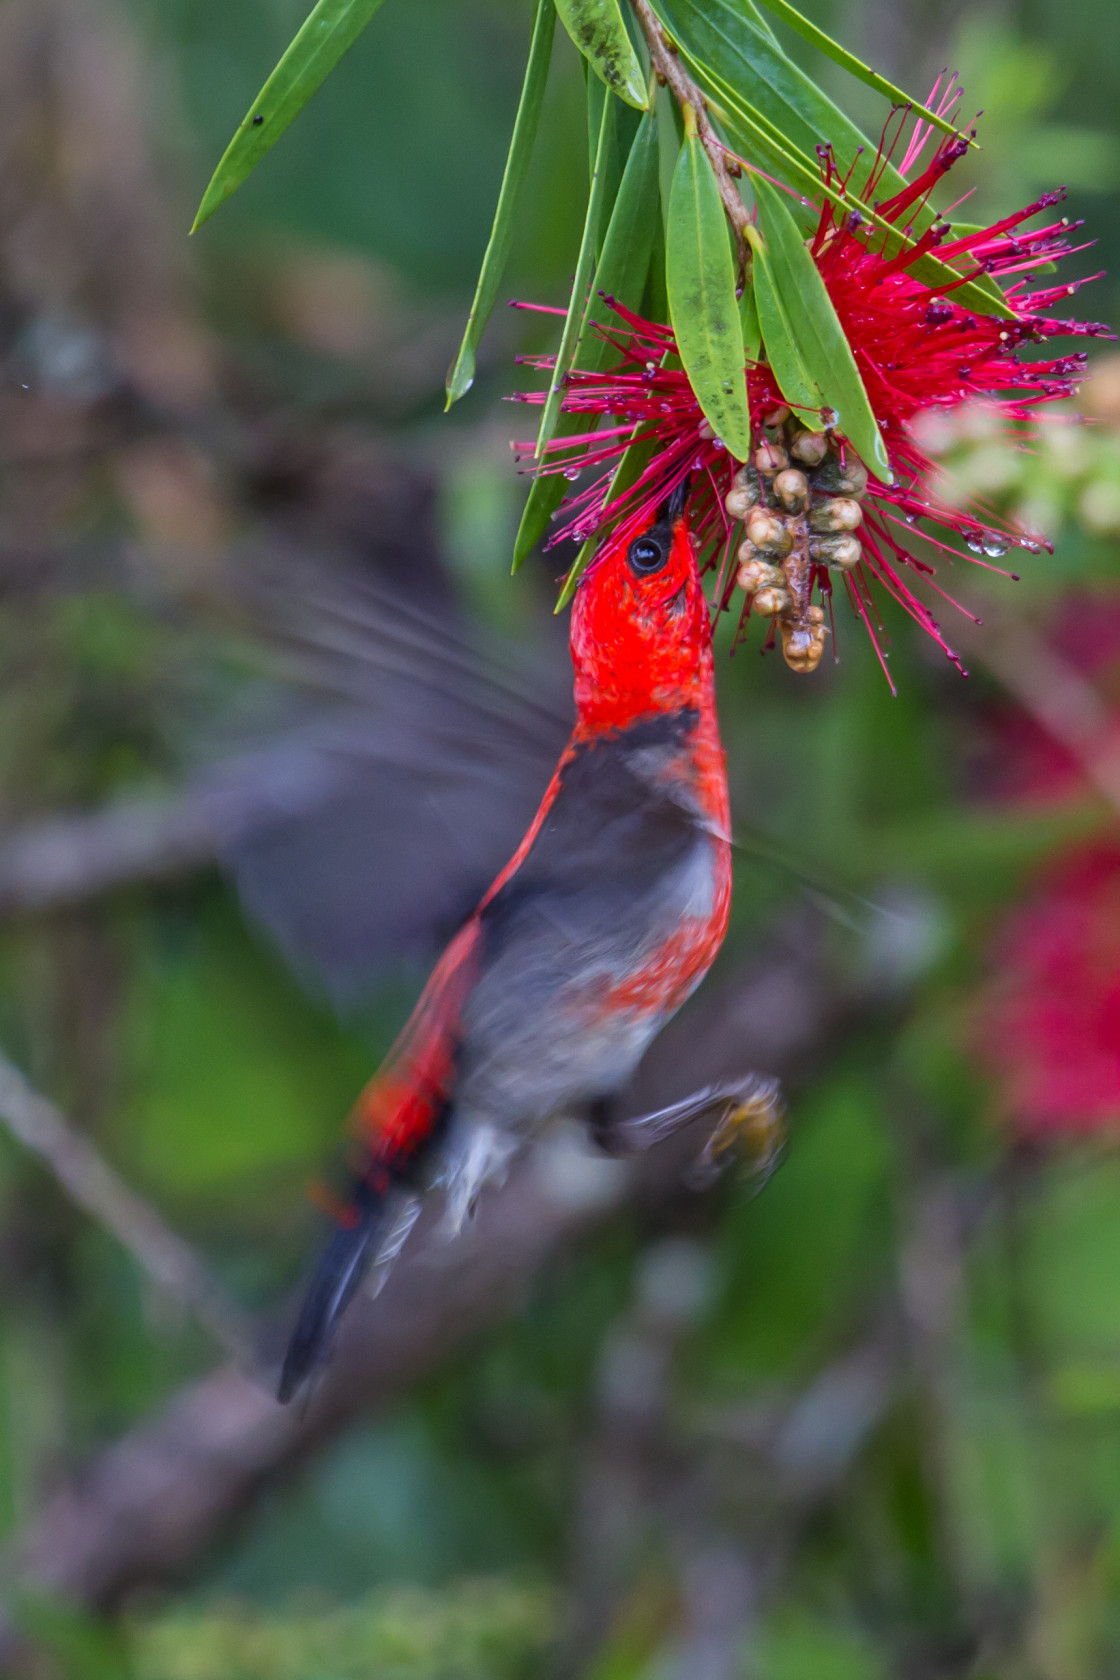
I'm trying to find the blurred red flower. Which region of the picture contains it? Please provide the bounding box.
[979,841,1120,1138]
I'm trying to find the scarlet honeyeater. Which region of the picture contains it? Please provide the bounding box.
[279,483,731,1400]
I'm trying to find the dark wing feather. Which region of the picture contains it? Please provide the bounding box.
[219,558,572,1009]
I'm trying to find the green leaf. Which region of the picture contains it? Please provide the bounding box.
[740,279,761,362]
[532,91,616,465]
[666,136,751,460]
[748,226,826,424]
[586,68,642,251]
[656,0,902,212]
[656,0,1008,313]
[751,0,963,138]
[445,0,556,408]
[554,0,648,110]
[690,59,1012,319]
[583,109,661,343]
[192,0,390,231]
[513,106,660,569]
[751,174,892,479]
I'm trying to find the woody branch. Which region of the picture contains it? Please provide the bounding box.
[630,0,750,275]
[0,1051,253,1362]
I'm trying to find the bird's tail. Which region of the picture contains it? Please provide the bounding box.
[277,1186,386,1403]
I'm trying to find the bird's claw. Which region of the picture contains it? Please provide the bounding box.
[686,1074,786,1191]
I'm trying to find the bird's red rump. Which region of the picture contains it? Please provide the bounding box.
[350,918,481,1169]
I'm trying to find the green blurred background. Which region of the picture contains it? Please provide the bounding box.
[0,0,1118,1674]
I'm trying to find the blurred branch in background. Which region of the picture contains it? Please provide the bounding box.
[0,918,847,1667]
[0,1051,252,1363]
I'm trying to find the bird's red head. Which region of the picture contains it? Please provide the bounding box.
[569,482,714,736]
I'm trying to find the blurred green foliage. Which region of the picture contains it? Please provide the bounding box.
[131,1579,558,1680]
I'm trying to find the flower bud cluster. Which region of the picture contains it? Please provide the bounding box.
[729,422,869,674]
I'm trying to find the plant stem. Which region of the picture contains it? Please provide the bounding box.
[630,0,749,277]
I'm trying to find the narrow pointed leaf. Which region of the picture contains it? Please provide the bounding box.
[752,174,892,478]
[655,0,903,212]
[738,0,781,49]
[586,70,642,249]
[686,56,1011,318]
[555,0,648,109]
[583,109,661,341]
[666,137,751,460]
[512,450,572,571]
[514,108,660,568]
[751,0,963,137]
[192,0,390,231]
[445,0,555,407]
[533,92,615,463]
[642,195,670,325]
[739,278,761,362]
[747,226,826,424]
[656,0,999,311]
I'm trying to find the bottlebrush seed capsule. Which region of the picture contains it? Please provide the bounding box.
[781,619,827,673]
[810,452,869,498]
[810,533,862,569]
[808,497,864,533]
[790,431,830,467]
[737,555,784,593]
[761,404,791,428]
[752,585,792,617]
[724,465,762,520]
[755,439,789,474]
[773,468,809,513]
[746,506,792,557]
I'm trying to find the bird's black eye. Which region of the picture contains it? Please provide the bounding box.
[628,534,667,575]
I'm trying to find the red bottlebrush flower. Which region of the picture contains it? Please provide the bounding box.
[514,118,1111,683]
[978,841,1120,1140]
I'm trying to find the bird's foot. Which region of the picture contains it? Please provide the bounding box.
[684,1073,786,1191]
[594,1072,786,1191]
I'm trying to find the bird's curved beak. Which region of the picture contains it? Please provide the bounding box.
[660,475,692,525]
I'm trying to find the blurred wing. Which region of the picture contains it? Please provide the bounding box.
[221,557,572,1010]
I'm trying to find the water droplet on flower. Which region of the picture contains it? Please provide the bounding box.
[713,437,726,450]
[904,513,916,525]
[982,536,1008,557]
[564,467,580,481]
[965,537,984,553]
